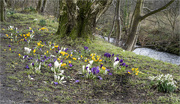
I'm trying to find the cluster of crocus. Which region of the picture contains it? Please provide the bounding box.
[104,53,111,58]
[132,68,139,75]
[3,25,142,85]
[51,60,66,84]
[39,27,48,31]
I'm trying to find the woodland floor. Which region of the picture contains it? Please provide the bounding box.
[0,12,179,104]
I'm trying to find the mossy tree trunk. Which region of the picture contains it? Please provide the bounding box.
[125,0,175,51]
[36,0,42,13]
[56,0,112,40]
[41,0,47,13]
[115,0,122,46]
[0,0,6,22]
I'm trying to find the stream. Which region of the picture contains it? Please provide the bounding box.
[102,36,180,65]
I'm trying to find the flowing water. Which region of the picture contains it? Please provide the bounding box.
[102,36,180,65]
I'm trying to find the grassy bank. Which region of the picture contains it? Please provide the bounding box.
[0,12,179,103]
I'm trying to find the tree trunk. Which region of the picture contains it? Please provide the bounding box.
[0,0,6,22]
[36,0,42,13]
[115,0,122,46]
[41,0,47,14]
[125,0,175,51]
[56,0,113,40]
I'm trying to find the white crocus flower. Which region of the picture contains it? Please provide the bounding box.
[113,61,119,68]
[89,60,94,65]
[54,60,61,69]
[114,57,116,61]
[86,67,91,73]
[58,50,61,54]
[50,54,56,58]
[24,47,31,54]
[86,64,91,68]
[82,65,85,72]
[28,75,35,80]
[35,62,41,73]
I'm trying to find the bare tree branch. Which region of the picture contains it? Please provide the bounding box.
[140,0,175,21]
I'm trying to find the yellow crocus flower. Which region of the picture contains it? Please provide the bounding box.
[102,66,106,70]
[73,58,77,60]
[33,49,36,53]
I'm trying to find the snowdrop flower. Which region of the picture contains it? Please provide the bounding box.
[113,61,119,68]
[34,19,38,21]
[78,57,80,60]
[24,47,31,54]
[148,76,156,80]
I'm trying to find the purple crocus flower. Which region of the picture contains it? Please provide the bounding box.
[121,63,126,66]
[51,44,54,46]
[126,65,128,67]
[91,67,100,74]
[112,53,114,57]
[100,64,103,68]
[120,59,123,63]
[84,46,88,50]
[104,53,111,58]
[39,48,42,51]
[30,30,33,32]
[44,55,46,59]
[54,59,57,62]
[86,67,88,70]
[106,69,110,72]
[8,45,11,47]
[61,60,63,63]
[56,51,58,53]
[97,76,103,80]
[65,48,68,52]
[41,60,44,62]
[109,73,112,75]
[54,82,58,85]
[75,80,80,83]
[26,65,29,69]
[58,47,60,50]
[48,63,52,67]
[23,55,27,59]
[24,38,27,42]
[115,57,119,61]
[69,63,72,67]
[32,63,34,66]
